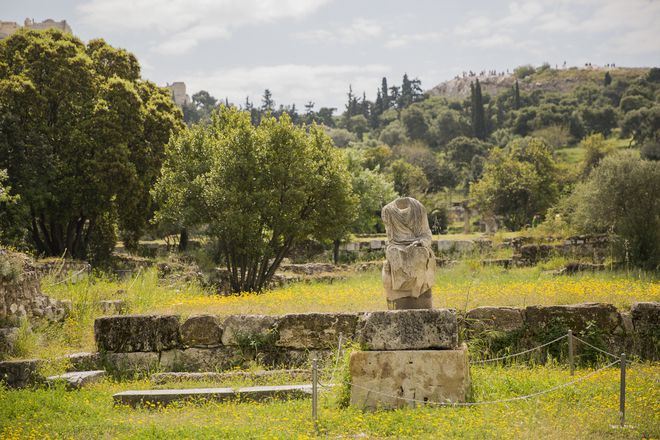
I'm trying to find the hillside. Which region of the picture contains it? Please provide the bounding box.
[427,66,650,100]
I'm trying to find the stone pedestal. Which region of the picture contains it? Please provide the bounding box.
[349,347,470,410]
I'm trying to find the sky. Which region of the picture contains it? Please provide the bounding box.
[3,0,660,110]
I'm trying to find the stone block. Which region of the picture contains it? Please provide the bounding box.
[0,327,19,356]
[466,306,524,333]
[103,352,160,374]
[221,314,279,346]
[350,348,470,410]
[358,309,458,350]
[46,370,105,390]
[159,348,232,372]
[180,314,222,348]
[436,240,474,253]
[0,359,43,388]
[94,315,180,352]
[64,352,101,371]
[276,313,360,349]
[631,302,660,360]
[98,300,127,315]
[524,303,621,335]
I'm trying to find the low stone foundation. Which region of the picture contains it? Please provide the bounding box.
[349,348,470,410]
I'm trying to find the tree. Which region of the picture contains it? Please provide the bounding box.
[401,106,429,141]
[471,79,487,139]
[381,77,390,109]
[604,71,612,87]
[580,105,618,137]
[445,136,490,169]
[379,120,409,147]
[470,137,559,230]
[513,80,521,110]
[261,89,274,112]
[579,134,613,178]
[0,29,182,258]
[570,152,660,268]
[156,107,356,292]
[388,159,428,196]
[346,114,369,140]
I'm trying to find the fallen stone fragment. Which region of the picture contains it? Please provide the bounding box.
[47,370,105,390]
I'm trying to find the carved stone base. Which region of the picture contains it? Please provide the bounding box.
[349,347,470,410]
[386,290,433,310]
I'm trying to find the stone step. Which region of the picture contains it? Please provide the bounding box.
[47,370,106,390]
[114,384,316,407]
[150,369,310,384]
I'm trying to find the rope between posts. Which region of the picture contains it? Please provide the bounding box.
[471,334,568,364]
[571,335,620,359]
[45,265,90,287]
[321,359,620,407]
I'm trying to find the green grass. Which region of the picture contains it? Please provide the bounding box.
[13,264,656,363]
[1,363,658,439]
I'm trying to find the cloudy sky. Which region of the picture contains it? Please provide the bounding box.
[4,0,660,109]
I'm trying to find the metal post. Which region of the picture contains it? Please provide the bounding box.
[619,353,626,427]
[312,358,318,423]
[568,329,574,376]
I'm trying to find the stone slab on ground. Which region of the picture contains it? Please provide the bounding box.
[349,348,470,410]
[150,369,311,385]
[47,370,105,390]
[114,384,313,407]
[358,309,458,350]
[95,315,180,352]
[64,352,101,371]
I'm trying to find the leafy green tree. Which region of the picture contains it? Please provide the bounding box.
[346,114,369,140]
[379,120,409,147]
[470,137,559,230]
[445,136,490,169]
[580,104,618,137]
[363,144,393,170]
[0,29,182,258]
[401,106,429,141]
[388,159,428,196]
[578,134,614,178]
[156,107,356,292]
[570,151,660,268]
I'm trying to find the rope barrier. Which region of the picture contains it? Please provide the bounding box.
[326,359,620,407]
[471,334,568,364]
[571,335,621,359]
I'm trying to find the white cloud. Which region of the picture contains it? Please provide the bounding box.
[384,32,444,49]
[184,63,390,110]
[293,18,382,45]
[77,0,331,54]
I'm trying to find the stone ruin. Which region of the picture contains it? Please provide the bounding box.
[0,250,71,357]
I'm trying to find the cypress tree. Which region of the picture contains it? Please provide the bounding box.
[513,80,521,110]
[604,71,612,86]
[381,77,390,109]
[471,79,486,139]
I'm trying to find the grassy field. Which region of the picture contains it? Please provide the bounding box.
[14,263,655,361]
[1,362,658,439]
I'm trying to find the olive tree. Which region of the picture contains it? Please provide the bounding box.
[154,106,356,292]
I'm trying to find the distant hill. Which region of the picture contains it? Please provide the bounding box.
[426,66,650,100]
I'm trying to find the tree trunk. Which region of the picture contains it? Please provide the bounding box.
[333,239,340,265]
[178,228,188,252]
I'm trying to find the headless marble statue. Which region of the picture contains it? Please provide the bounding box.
[381,197,435,309]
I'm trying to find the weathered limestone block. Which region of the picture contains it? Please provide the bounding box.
[436,240,475,253]
[466,306,524,333]
[221,314,279,346]
[103,352,160,374]
[180,314,222,348]
[95,315,180,352]
[524,303,621,335]
[46,370,105,390]
[0,327,19,356]
[0,359,43,388]
[160,347,233,372]
[98,300,127,315]
[358,309,458,350]
[64,352,101,371]
[350,348,470,410]
[276,313,360,349]
[631,302,660,360]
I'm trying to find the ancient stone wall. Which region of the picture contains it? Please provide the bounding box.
[91,302,658,375]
